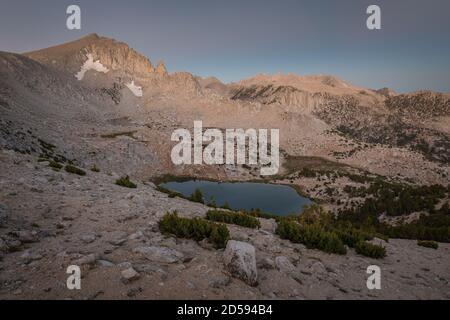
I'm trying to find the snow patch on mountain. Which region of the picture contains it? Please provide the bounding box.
[75,54,109,80]
[126,81,143,97]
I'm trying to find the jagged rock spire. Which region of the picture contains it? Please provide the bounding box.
[155,60,167,75]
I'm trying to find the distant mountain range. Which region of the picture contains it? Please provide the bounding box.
[1,33,449,183]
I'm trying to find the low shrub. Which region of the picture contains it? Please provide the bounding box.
[115,175,137,188]
[49,161,62,170]
[298,204,334,228]
[159,212,230,248]
[354,241,386,259]
[65,164,86,176]
[335,228,373,248]
[276,219,346,255]
[417,240,439,249]
[206,210,261,229]
[189,189,204,203]
[209,224,231,249]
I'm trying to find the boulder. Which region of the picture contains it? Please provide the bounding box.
[223,240,258,286]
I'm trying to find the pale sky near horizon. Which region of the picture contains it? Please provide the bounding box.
[1,0,449,93]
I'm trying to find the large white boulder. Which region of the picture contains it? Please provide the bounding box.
[223,240,258,286]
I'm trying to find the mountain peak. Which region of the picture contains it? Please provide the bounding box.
[83,33,100,40]
[24,33,155,78]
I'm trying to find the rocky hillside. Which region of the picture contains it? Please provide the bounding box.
[0,34,449,300]
[229,73,450,167]
[385,91,450,119]
[0,150,449,300]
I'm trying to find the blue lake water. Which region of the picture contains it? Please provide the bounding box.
[160,180,312,216]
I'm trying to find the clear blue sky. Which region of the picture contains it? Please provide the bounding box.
[1,0,449,92]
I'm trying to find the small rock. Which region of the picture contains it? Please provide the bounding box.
[0,238,8,253]
[128,231,143,240]
[223,240,258,286]
[117,261,133,269]
[56,222,69,229]
[98,260,115,267]
[186,281,196,290]
[106,231,128,246]
[12,289,22,295]
[5,239,21,252]
[275,256,295,274]
[308,261,326,274]
[127,287,143,297]
[121,267,140,282]
[258,257,275,270]
[198,238,214,250]
[73,253,98,266]
[81,234,96,244]
[209,276,232,288]
[20,250,43,263]
[14,230,39,243]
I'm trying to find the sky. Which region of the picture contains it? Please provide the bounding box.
[1,0,449,93]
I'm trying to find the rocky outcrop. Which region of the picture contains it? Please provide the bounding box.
[223,240,258,286]
[155,61,167,76]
